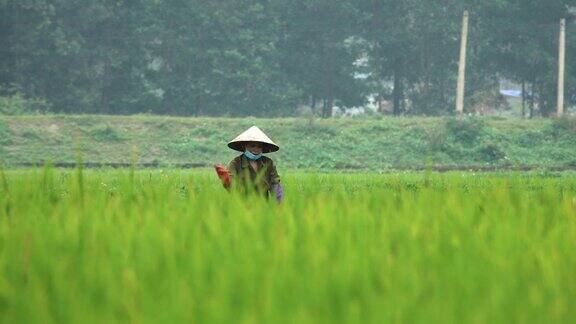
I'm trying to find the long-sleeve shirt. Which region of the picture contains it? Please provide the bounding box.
[228,154,281,197]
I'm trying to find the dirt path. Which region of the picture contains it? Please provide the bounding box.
[5,162,576,172]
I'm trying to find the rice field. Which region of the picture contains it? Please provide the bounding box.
[0,168,575,323]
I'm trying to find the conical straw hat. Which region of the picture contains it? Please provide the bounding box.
[228,126,280,153]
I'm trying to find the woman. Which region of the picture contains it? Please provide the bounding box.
[215,126,283,202]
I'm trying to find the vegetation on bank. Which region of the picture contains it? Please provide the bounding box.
[0,169,575,322]
[0,115,575,170]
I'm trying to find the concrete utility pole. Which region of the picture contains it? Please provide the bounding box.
[557,18,566,117]
[456,10,469,118]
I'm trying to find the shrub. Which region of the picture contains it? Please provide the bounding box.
[22,130,41,140]
[193,127,218,137]
[0,92,50,115]
[467,88,510,115]
[445,118,486,144]
[0,118,11,145]
[477,141,506,163]
[426,125,447,152]
[295,106,316,126]
[89,126,126,142]
[544,117,576,137]
[293,122,337,137]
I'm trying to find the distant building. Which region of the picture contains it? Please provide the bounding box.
[500,90,522,98]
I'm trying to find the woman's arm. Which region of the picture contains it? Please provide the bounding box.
[268,160,283,202]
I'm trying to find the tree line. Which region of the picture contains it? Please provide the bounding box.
[0,0,575,117]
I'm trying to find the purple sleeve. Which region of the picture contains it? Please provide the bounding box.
[274,183,284,203]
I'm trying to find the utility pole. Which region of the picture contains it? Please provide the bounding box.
[557,18,566,117]
[521,81,526,118]
[456,10,469,118]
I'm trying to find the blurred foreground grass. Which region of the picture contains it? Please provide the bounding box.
[0,168,575,323]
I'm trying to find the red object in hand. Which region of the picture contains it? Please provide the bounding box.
[214,164,231,187]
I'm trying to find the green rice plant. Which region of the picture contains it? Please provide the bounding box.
[0,169,575,323]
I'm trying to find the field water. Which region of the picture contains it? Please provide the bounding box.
[0,168,575,323]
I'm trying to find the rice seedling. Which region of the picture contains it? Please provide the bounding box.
[0,168,575,323]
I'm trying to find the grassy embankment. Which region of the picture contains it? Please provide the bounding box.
[0,169,575,322]
[0,115,575,170]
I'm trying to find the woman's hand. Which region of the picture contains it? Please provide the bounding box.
[214,164,231,188]
[273,183,284,203]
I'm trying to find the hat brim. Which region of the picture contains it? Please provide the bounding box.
[228,141,279,153]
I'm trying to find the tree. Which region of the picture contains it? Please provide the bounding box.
[478,0,576,116]
[1,0,574,117]
[0,0,158,114]
[277,0,367,118]
[360,0,487,116]
[149,0,299,116]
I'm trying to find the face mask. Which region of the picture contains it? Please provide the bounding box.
[244,150,263,161]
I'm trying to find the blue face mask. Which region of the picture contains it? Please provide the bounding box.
[244,150,263,161]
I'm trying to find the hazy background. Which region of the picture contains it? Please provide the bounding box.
[1,0,575,118]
